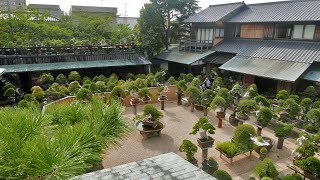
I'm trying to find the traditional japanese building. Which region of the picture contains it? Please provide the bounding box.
[157,0,320,94]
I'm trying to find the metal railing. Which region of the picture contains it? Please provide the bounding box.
[179,39,213,52]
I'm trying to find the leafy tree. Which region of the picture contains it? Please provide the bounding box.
[68,81,81,95]
[68,71,81,82]
[254,158,279,179]
[41,73,54,85]
[76,88,92,101]
[31,86,44,100]
[110,24,133,45]
[56,74,67,84]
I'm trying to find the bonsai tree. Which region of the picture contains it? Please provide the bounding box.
[201,89,215,116]
[146,74,156,87]
[190,78,202,88]
[126,73,136,80]
[176,80,187,105]
[134,78,147,89]
[283,98,301,120]
[301,86,318,100]
[233,124,256,151]
[167,76,177,85]
[31,86,45,101]
[179,139,198,164]
[184,73,194,83]
[68,81,81,95]
[190,117,216,143]
[185,86,201,112]
[4,88,15,99]
[139,104,163,121]
[236,99,256,120]
[294,132,319,159]
[154,71,165,84]
[76,88,92,101]
[68,71,81,82]
[255,95,270,107]
[274,123,293,149]
[246,84,258,99]
[313,101,320,108]
[300,98,313,115]
[211,170,232,180]
[256,107,273,136]
[110,86,126,100]
[230,82,243,105]
[93,75,107,82]
[289,94,300,103]
[306,108,320,131]
[295,157,320,177]
[282,173,303,180]
[211,96,227,127]
[259,147,267,160]
[277,90,289,100]
[254,158,279,179]
[95,81,107,92]
[216,88,232,105]
[138,87,152,103]
[55,74,67,84]
[40,73,54,87]
[211,77,223,91]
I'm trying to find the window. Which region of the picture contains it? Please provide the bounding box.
[196,28,214,43]
[274,24,292,39]
[293,24,316,40]
[215,28,224,38]
[235,24,240,37]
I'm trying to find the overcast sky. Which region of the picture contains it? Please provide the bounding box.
[26,0,284,17]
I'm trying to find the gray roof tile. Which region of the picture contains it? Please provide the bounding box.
[213,39,320,64]
[184,2,245,23]
[70,5,117,14]
[228,0,320,23]
[28,4,61,10]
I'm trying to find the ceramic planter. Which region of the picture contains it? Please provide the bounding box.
[229,114,239,126]
[216,112,225,119]
[197,136,214,149]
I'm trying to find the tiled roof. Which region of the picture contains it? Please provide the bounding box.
[228,0,320,23]
[213,39,320,64]
[70,5,117,14]
[28,4,61,10]
[184,2,246,23]
[72,153,216,180]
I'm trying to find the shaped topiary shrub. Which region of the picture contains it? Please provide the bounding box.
[31,86,45,101]
[179,139,197,162]
[247,84,258,99]
[233,124,256,150]
[277,90,289,100]
[216,88,232,104]
[190,78,202,88]
[68,71,81,82]
[211,170,232,180]
[296,157,320,177]
[201,89,215,108]
[184,73,194,83]
[76,88,92,101]
[190,117,215,140]
[284,98,301,119]
[301,86,318,100]
[110,86,126,99]
[254,158,279,179]
[210,96,226,112]
[167,76,177,85]
[134,78,147,89]
[55,74,67,84]
[300,98,313,114]
[142,104,163,121]
[237,99,256,116]
[95,81,107,92]
[185,86,201,104]
[176,80,187,92]
[126,73,136,80]
[255,95,270,107]
[41,73,54,85]
[282,173,303,180]
[68,81,81,95]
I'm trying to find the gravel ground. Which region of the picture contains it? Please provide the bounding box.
[102,101,297,179]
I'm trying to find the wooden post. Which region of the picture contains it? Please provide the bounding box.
[133,104,137,115]
[161,101,165,110]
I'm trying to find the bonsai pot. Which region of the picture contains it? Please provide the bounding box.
[236,112,249,120]
[141,118,158,128]
[130,98,140,105]
[194,104,204,111]
[254,137,274,153]
[229,114,239,127]
[158,95,167,101]
[141,96,151,104]
[197,136,214,149]
[216,111,226,119]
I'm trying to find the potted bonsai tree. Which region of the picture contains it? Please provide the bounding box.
[255,107,273,136]
[210,96,227,128]
[4,88,16,103]
[274,123,293,149]
[300,98,313,116]
[216,88,233,106]
[233,124,257,152]
[295,156,320,178]
[138,87,152,104]
[135,104,163,128]
[110,86,126,101]
[305,108,320,134]
[176,80,187,105]
[201,89,215,116]
[76,88,93,102]
[185,86,201,112]
[282,98,301,122]
[212,170,232,180]
[236,99,256,121]
[254,158,279,179]
[230,82,243,105]
[203,157,218,174]
[190,117,216,149]
[259,147,267,161]
[179,139,198,166]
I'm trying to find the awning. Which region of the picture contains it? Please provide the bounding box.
[0,59,151,73]
[155,48,215,65]
[302,65,320,82]
[219,56,311,82]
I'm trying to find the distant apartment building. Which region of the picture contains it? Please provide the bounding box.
[69,5,117,17]
[117,17,138,29]
[28,4,63,19]
[0,0,26,11]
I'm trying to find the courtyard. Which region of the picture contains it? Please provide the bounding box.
[103,101,297,179]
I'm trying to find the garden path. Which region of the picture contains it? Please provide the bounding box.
[102,101,297,179]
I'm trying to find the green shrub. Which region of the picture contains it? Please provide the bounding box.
[176,80,187,92]
[68,71,81,82]
[282,173,303,180]
[211,77,223,89]
[260,147,267,154]
[179,139,197,161]
[216,88,232,104]
[185,86,201,104]
[4,88,15,97]
[289,95,300,103]
[154,71,166,83]
[296,157,320,177]
[304,124,318,133]
[216,141,242,157]
[184,73,194,83]
[55,74,67,84]
[300,98,313,113]
[138,87,152,99]
[306,108,320,124]
[211,170,232,180]
[117,80,125,86]
[207,157,218,172]
[233,124,256,150]
[201,89,215,107]
[167,76,177,85]
[230,82,243,96]
[24,94,33,101]
[110,86,126,99]
[190,78,201,88]
[238,99,256,116]
[261,177,272,180]
[284,98,301,119]
[255,95,270,107]
[126,73,136,80]
[247,84,258,98]
[96,81,107,92]
[274,123,293,138]
[68,81,81,95]
[82,76,91,83]
[134,78,147,89]
[59,86,69,96]
[277,90,289,100]
[190,117,215,140]
[1,83,14,92]
[295,133,319,158]
[302,86,318,100]
[313,101,320,108]
[107,82,116,92]
[257,107,273,127]
[146,75,156,86]
[83,79,92,85]
[142,104,163,121]
[210,96,226,111]
[136,74,146,79]
[76,88,92,101]
[254,158,279,178]
[41,73,54,84]
[31,86,45,101]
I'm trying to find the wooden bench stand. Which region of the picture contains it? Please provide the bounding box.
[216,148,253,165]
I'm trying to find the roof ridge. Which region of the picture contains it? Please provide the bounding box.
[229,38,320,45]
[209,2,245,7]
[247,0,319,6]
